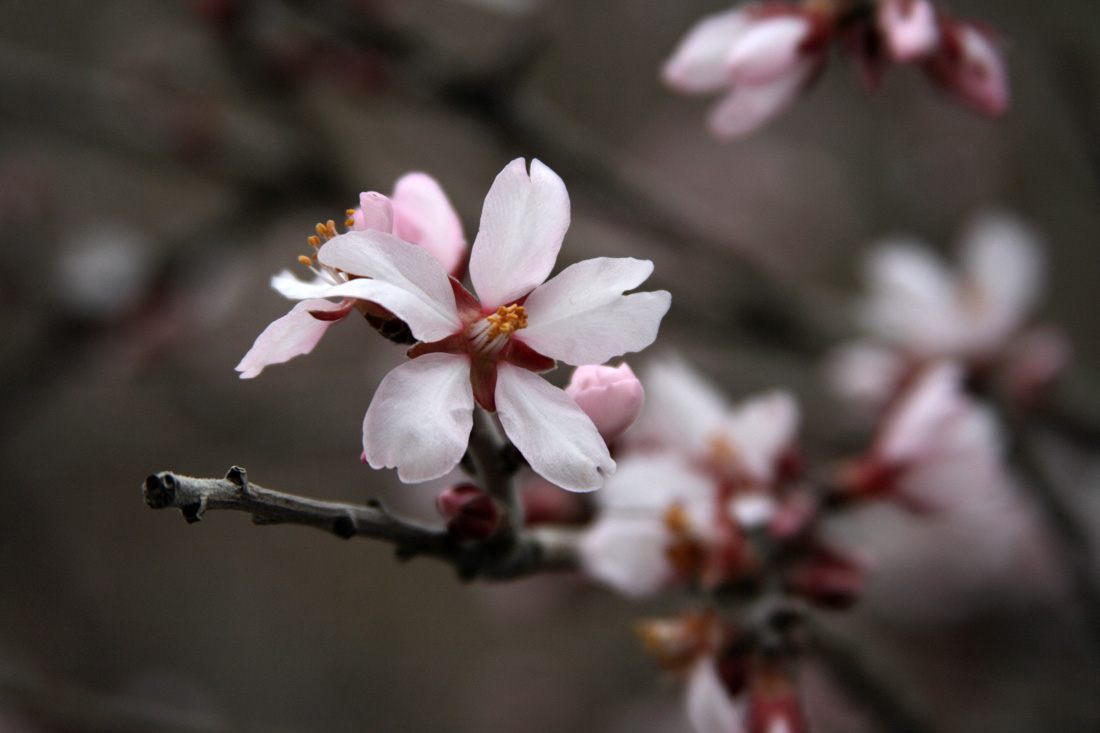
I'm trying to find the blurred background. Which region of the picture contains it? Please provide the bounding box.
[1,0,1100,730]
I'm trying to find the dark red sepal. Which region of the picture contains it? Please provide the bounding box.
[471,360,498,412]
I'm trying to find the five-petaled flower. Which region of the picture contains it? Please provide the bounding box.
[309,158,670,491]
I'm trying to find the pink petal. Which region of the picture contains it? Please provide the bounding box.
[822,340,908,416]
[879,0,939,62]
[726,15,811,85]
[235,298,345,378]
[663,8,750,93]
[859,241,960,354]
[959,211,1042,343]
[708,58,817,139]
[725,390,800,483]
[877,362,965,464]
[494,362,615,492]
[392,172,467,276]
[468,158,570,311]
[598,452,714,514]
[353,191,395,233]
[635,360,728,454]
[686,659,744,733]
[519,257,671,365]
[318,230,462,342]
[362,353,474,482]
[579,517,672,597]
[270,269,333,300]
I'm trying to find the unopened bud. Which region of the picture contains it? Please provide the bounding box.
[436,484,503,541]
[565,363,644,443]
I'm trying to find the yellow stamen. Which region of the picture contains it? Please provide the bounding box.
[345,218,355,227]
[308,235,321,248]
[485,305,528,341]
[298,255,313,266]
[346,208,356,217]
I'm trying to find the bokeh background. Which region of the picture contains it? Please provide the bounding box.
[2,0,1100,730]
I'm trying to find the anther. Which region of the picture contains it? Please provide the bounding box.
[308,235,321,248]
[298,255,313,266]
[345,218,355,227]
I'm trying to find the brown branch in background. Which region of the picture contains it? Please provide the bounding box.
[142,467,580,581]
[804,617,931,733]
[0,664,254,733]
[997,395,1100,660]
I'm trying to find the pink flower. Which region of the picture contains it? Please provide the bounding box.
[840,362,1003,510]
[878,0,939,62]
[565,363,645,443]
[236,172,466,378]
[580,362,800,596]
[924,17,1009,117]
[825,211,1048,414]
[316,158,670,491]
[661,4,828,139]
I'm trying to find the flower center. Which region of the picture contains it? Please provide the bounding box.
[467,305,528,358]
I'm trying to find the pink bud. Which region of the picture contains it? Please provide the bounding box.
[878,0,940,62]
[924,18,1009,116]
[436,484,503,541]
[565,364,645,443]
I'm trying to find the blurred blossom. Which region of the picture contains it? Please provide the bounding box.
[825,211,1065,416]
[53,223,157,321]
[580,362,801,596]
[839,361,1004,511]
[565,363,645,443]
[661,4,828,140]
[663,0,1008,139]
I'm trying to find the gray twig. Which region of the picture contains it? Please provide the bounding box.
[142,466,580,581]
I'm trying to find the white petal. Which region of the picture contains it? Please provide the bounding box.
[270,269,333,300]
[598,452,714,513]
[519,257,670,365]
[708,59,815,139]
[822,340,908,416]
[726,16,811,85]
[686,659,744,733]
[730,494,777,529]
[960,211,1043,346]
[318,230,462,342]
[859,240,960,354]
[579,517,672,597]
[662,9,749,93]
[878,362,965,463]
[724,390,800,483]
[392,172,467,275]
[468,158,570,311]
[636,360,728,454]
[235,299,342,378]
[363,353,474,483]
[494,362,615,492]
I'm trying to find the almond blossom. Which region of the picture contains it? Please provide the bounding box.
[236,172,466,378]
[825,211,1067,415]
[661,4,828,139]
[663,0,1008,139]
[312,158,670,491]
[580,361,800,596]
[838,361,1003,511]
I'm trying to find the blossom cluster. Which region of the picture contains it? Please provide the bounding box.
[663,0,1009,138]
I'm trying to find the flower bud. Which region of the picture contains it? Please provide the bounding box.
[565,363,645,443]
[436,484,503,541]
